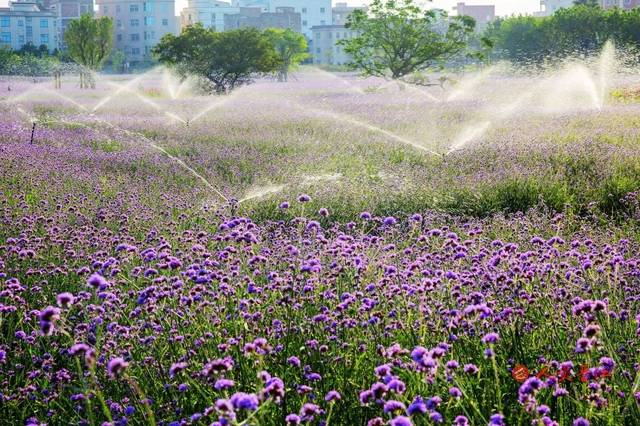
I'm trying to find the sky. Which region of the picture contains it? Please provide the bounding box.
[0,0,542,18]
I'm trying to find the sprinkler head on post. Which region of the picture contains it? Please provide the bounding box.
[229,198,238,215]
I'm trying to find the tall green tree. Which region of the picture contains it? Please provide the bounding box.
[339,0,476,80]
[264,28,309,82]
[485,5,640,64]
[153,24,279,93]
[64,14,113,88]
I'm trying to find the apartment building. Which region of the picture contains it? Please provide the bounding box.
[311,24,356,65]
[453,2,495,30]
[96,0,177,64]
[0,0,58,51]
[536,0,575,16]
[310,2,364,66]
[600,0,640,8]
[223,6,300,31]
[180,0,239,32]
[45,0,93,48]
[331,1,364,25]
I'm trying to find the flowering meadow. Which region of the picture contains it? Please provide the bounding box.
[1,69,640,426]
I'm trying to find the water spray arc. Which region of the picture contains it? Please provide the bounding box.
[4,90,229,203]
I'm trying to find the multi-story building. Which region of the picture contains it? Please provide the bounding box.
[331,2,365,26]
[267,0,330,42]
[536,0,574,16]
[600,0,640,8]
[0,0,58,51]
[223,6,300,31]
[44,0,93,48]
[96,0,177,65]
[310,2,364,66]
[311,24,357,66]
[180,0,239,32]
[233,0,269,13]
[453,2,495,30]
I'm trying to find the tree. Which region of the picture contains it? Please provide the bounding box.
[264,28,309,82]
[153,24,279,93]
[484,16,554,64]
[64,14,113,88]
[17,43,50,58]
[109,50,126,74]
[339,0,476,80]
[485,5,640,64]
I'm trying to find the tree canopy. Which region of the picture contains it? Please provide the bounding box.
[153,24,279,93]
[64,14,113,87]
[339,0,476,80]
[485,5,640,64]
[264,28,308,82]
[64,14,113,71]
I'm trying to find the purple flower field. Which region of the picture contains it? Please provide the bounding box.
[1,68,640,425]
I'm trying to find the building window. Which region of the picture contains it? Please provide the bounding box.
[130,33,140,41]
[130,4,139,12]
[1,17,10,28]
[40,19,48,28]
[301,7,307,13]
[320,7,325,12]
[162,18,168,25]
[18,35,24,44]
[315,47,320,53]
[132,47,140,54]
[316,32,320,39]
[211,13,216,20]
[117,34,122,41]
[336,33,340,39]
[1,32,10,43]
[18,19,23,27]
[143,2,154,12]
[116,5,121,12]
[320,20,325,25]
[103,5,108,13]
[302,20,307,27]
[26,26,32,36]
[40,34,48,43]
[144,16,155,26]
[117,20,122,28]
[131,19,139,26]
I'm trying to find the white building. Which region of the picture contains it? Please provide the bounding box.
[233,0,269,12]
[96,0,178,65]
[180,0,239,32]
[310,2,364,66]
[536,0,574,16]
[0,0,58,51]
[311,24,357,65]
